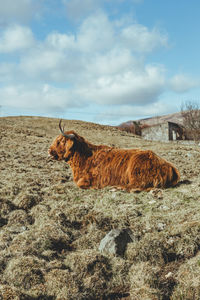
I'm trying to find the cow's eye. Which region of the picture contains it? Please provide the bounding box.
[57,141,60,146]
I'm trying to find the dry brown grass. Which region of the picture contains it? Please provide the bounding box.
[0,116,200,299]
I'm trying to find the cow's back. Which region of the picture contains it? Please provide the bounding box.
[87,148,179,190]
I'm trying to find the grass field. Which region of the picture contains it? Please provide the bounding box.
[0,116,200,299]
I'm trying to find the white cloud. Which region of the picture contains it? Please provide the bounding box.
[0,0,36,24]
[169,74,200,93]
[17,12,168,82]
[62,0,100,20]
[0,24,35,53]
[75,13,168,54]
[80,64,165,105]
[77,13,114,53]
[0,84,83,113]
[17,22,166,105]
[20,49,67,81]
[0,63,18,82]
[85,49,138,77]
[62,0,143,20]
[46,32,75,51]
[0,9,198,122]
[120,24,168,53]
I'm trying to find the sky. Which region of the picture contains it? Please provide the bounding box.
[0,0,200,125]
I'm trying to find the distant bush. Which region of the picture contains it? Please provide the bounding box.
[117,121,142,135]
[181,101,200,141]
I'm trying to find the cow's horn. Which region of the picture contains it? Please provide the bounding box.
[59,120,75,139]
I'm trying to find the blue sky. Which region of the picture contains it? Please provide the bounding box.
[0,0,200,125]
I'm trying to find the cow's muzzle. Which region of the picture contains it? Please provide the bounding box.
[48,149,59,160]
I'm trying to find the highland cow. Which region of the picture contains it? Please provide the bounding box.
[48,120,180,192]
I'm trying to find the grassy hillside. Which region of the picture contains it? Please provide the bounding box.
[0,116,200,299]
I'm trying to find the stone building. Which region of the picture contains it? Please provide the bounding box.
[141,121,184,142]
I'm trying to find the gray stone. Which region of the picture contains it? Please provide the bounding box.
[99,228,133,256]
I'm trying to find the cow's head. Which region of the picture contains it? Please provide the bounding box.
[48,120,76,162]
[48,120,92,162]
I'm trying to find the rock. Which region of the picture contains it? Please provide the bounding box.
[165,272,173,279]
[99,228,133,256]
[157,223,166,231]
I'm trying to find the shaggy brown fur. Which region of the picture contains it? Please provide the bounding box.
[48,130,180,192]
